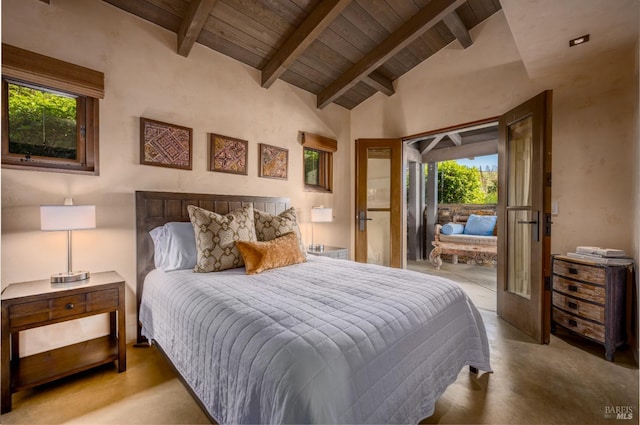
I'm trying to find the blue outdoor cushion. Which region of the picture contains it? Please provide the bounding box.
[441,223,465,235]
[463,214,497,236]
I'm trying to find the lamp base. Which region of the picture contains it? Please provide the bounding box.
[51,271,90,284]
[308,244,325,252]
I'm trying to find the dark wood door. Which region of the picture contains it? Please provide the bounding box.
[496,91,553,343]
[355,138,403,268]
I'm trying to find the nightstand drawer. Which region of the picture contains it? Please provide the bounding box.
[9,294,87,327]
[87,288,119,311]
[51,294,87,319]
[552,276,605,304]
[8,300,50,328]
[553,259,606,284]
[553,307,605,343]
[552,292,604,323]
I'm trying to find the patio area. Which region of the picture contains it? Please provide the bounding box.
[407,260,497,312]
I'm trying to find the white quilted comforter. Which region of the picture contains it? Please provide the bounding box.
[139,256,491,424]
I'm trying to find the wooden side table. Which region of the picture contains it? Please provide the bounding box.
[1,271,126,413]
[307,246,348,260]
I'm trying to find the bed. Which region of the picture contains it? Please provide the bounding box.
[135,190,492,424]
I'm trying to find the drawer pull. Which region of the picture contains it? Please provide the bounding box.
[568,267,578,274]
[568,285,578,292]
[567,301,578,309]
[65,303,75,310]
[568,319,578,327]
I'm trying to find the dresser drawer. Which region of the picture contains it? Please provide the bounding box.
[553,307,605,343]
[553,259,606,284]
[552,292,604,323]
[552,275,605,304]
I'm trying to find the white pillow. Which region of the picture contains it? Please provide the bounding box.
[149,222,197,271]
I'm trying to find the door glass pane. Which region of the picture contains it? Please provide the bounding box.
[508,210,532,299]
[367,211,390,267]
[507,116,533,207]
[367,148,391,208]
[367,147,391,266]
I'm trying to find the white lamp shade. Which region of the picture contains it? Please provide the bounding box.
[310,207,333,223]
[40,205,96,231]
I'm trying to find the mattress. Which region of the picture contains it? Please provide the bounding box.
[139,255,491,424]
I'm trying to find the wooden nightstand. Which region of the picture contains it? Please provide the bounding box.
[307,246,348,260]
[1,271,126,413]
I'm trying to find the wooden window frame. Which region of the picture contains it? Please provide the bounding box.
[1,44,103,175]
[302,132,337,193]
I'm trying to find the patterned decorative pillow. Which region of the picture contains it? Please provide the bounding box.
[254,207,306,255]
[236,232,306,275]
[187,204,257,272]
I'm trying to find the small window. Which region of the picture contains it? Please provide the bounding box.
[1,44,103,174]
[302,132,337,193]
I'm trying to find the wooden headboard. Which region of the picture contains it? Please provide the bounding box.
[135,190,290,342]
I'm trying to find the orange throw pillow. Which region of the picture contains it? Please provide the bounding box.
[236,232,306,275]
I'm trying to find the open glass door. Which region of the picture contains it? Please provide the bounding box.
[355,139,403,268]
[497,91,553,343]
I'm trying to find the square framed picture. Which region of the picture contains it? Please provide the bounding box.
[140,118,192,170]
[209,133,248,175]
[259,143,288,180]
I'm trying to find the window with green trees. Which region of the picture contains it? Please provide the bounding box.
[7,83,78,160]
[2,43,103,174]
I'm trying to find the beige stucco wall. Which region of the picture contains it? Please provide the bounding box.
[352,11,638,259]
[1,0,351,353]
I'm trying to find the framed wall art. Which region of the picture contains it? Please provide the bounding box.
[140,117,192,170]
[259,143,288,180]
[209,133,248,175]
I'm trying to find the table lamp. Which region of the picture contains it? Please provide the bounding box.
[309,207,332,252]
[40,198,96,283]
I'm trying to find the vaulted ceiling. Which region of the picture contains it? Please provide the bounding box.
[102,0,502,110]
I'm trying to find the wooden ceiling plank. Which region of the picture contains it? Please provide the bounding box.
[228,0,293,37]
[261,0,351,88]
[177,0,219,57]
[362,72,394,96]
[103,0,182,32]
[442,10,472,48]
[317,0,466,108]
[212,1,283,47]
[200,18,277,67]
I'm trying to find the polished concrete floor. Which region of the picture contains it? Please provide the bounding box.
[2,262,638,425]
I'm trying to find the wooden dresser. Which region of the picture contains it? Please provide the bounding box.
[551,255,632,361]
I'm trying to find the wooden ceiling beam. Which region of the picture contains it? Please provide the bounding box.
[362,72,395,97]
[261,0,351,89]
[177,0,219,57]
[447,131,462,145]
[317,0,465,109]
[419,135,445,155]
[443,11,472,48]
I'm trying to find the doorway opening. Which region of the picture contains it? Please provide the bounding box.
[404,120,499,311]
